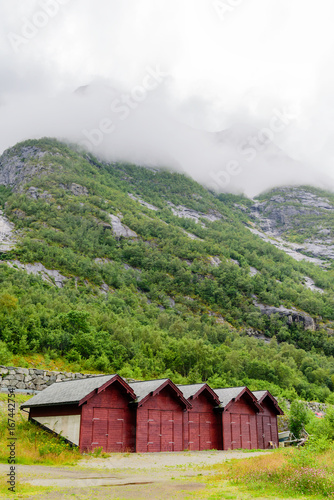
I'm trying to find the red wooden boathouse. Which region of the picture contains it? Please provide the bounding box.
[177,383,222,450]
[253,390,283,449]
[21,374,137,452]
[128,379,191,453]
[214,386,262,450]
[21,375,283,454]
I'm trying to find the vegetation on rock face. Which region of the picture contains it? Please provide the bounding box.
[0,138,334,402]
[255,186,334,255]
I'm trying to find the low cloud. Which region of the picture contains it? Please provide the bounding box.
[1,0,334,197]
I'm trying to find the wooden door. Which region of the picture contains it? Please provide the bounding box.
[249,415,258,449]
[161,411,173,452]
[241,414,251,449]
[91,408,108,451]
[257,416,264,449]
[199,413,212,450]
[107,408,124,452]
[271,417,278,446]
[231,414,241,449]
[148,410,160,452]
[173,411,183,451]
[263,416,271,448]
[188,413,200,450]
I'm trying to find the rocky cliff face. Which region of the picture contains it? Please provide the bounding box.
[0,210,16,252]
[0,145,56,191]
[254,301,316,331]
[246,187,334,266]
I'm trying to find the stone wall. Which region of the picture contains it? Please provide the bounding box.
[0,365,97,392]
[283,399,328,414]
[0,365,332,418]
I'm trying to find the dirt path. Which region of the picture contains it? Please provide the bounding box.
[78,448,272,470]
[0,450,274,499]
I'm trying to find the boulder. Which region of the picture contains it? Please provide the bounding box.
[254,301,316,331]
[69,183,88,196]
[16,368,29,375]
[108,214,138,238]
[33,376,46,385]
[36,384,47,391]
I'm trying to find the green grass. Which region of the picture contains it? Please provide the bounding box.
[0,397,81,466]
[190,447,334,499]
[0,476,54,499]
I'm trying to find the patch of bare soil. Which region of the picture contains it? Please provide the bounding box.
[78,449,271,470]
[0,450,272,499]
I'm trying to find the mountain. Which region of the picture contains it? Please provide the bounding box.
[253,187,334,263]
[210,123,319,196]
[0,138,334,403]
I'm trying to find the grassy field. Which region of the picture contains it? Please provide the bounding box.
[192,447,334,499]
[0,393,81,466]
[1,448,333,499]
[6,353,103,375]
[1,392,334,498]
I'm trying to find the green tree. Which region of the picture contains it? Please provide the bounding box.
[289,401,310,439]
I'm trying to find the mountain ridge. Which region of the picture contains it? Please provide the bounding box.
[0,138,334,403]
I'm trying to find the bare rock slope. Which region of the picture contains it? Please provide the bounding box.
[245,187,334,267]
[0,145,56,190]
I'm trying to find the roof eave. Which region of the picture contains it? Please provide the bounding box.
[258,392,284,415]
[223,387,263,413]
[21,401,80,409]
[191,384,220,405]
[79,374,135,406]
[138,380,192,408]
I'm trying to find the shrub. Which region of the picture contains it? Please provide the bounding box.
[289,400,311,439]
[0,341,12,364]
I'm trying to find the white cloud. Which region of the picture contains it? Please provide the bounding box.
[1,0,334,196]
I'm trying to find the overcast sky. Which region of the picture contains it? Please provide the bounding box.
[1,0,334,196]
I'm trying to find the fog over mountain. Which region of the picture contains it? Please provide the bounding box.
[1,0,334,197]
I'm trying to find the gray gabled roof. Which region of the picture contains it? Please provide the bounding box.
[128,379,191,408]
[21,375,121,408]
[253,390,267,400]
[177,383,220,404]
[128,379,169,403]
[177,383,206,399]
[213,386,246,408]
[253,390,284,415]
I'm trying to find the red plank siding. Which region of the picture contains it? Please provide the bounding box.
[186,394,221,451]
[188,413,199,450]
[222,396,259,450]
[80,382,136,453]
[161,410,173,452]
[135,386,185,453]
[256,402,280,448]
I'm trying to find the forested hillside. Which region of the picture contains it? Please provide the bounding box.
[0,138,334,403]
